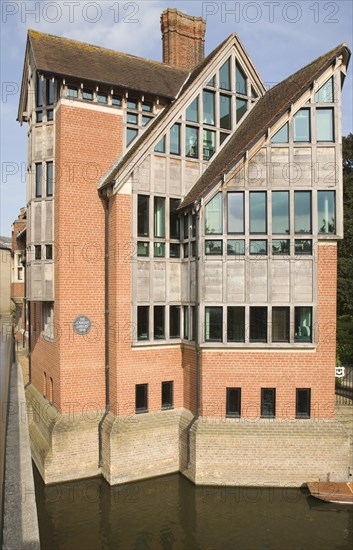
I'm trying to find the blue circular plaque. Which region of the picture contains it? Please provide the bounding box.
[73,315,92,335]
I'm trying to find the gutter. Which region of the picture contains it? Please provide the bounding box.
[98,195,110,468]
[187,199,201,467]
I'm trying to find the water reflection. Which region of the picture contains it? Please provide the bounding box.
[34,467,353,550]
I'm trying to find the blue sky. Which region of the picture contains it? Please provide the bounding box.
[1,0,352,236]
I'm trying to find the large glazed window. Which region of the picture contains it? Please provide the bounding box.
[250,307,267,342]
[249,192,267,234]
[272,191,289,234]
[137,306,149,341]
[236,62,247,94]
[154,197,165,238]
[272,307,290,343]
[205,192,222,234]
[294,191,311,234]
[205,307,222,342]
[228,192,244,234]
[170,124,181,155]
[294,307,312,342]
[186,97,199,122]
[219,58,231,90]
[185,126,198,158]
[318,191,335,234]
[316,108,334,141]
[203,130,216,160]
[294,109,310,142]
[220,94,231,129]
[203,90,215,126]
[137,195,149,237]
[227,307,245,342]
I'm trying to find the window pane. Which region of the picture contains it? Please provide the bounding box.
[142,115,152,127]
[112,95,121,106]
[205,192,222,234]
[127,112,138,124]
[294,307,312,342]
[142,101,152,112]
[154,136,165,153]
[191,306,196,341]
[183,243,189,258]
[36,74,43,107]
[170,307,180,338]
[227,307,245,342]
[296,388,311,418]
[170,124,180,155]
[47,79,55,105]
[316,108,334,141]
[219,58,231,90]
[272,307,289,342]
[183,306,189,339]
[170,198,180,239]
[250,192,267,233]
[36,111,43,123]
[162,381,173,409]
[205,240,223,255]
[272,191,289,234]
[236,62,247,94]
[186,97,199,122]
[261,388,276,418]
[294,191,311,233]
[154,306,165,339]
[271,123,288,143]
[127,128,138,145]
[185,126,198,158]
[226,388,241,417]
[154,197,165,238]
[183,214,189,239]
[295,239,312,255]
[207,75,215,87]
[137,242,149,257]
[203,130,216,160]
[250,307,267,342]
[170,243,180,258]
[250,240,267,255]
[220,132,230,145]
[294,109,310,142]
[251,86,258,99]
[227,239,245,255]
[47,109,53,121]
[137,306,149,340]
[236,98,247,122]
[272,239,289,255]
[318,191,335,233]
[35,163,42,198]
[154,242,165,257]
[203,90,215,125]
[138,195,149,237]
[205,307,222,342]
[34,245,41,260]
[46,162,53,196]
[220,94,231,129]
[228,192,244,233]
[127,99,137,110]
[67,86,78,99]
[315,78,333,103]
[97,93,107,104]
[135,384,148,412]
[46,245,53,260]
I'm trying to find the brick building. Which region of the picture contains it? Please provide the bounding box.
[11,207,27,348]
[18,9,351,485]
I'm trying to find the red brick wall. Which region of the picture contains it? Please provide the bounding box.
[201,242,338,420]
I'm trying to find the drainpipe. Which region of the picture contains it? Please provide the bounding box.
[98,194,110,468]
[187,199,201,467]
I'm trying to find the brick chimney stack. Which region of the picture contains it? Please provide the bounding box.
[161,9,206,71]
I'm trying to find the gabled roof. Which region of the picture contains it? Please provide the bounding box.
[28,29,189,98]
[99,33,266,189]
[180,43,351,208]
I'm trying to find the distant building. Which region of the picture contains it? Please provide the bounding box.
[0,239,12,316]
[11,207,27,348]
[18,9,351,485]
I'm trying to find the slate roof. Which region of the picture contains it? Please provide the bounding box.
[28,30,188,99]
[180,43,351,208]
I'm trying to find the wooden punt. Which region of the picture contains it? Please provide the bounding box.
[307,482,353,504]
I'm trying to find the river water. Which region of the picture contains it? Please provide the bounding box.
[34,467,353,550]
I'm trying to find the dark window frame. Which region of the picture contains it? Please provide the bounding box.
[296,388,311,419]
[261,388,276,418]
[226,387,241,417]
[162,381,174,410]
[135,383,148,413]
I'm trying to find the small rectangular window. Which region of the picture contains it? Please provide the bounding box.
[137,242,149,257]
[170,306,180,338]
[137,306,149,341]
[226,388,241,417]
[186,97,199,123]
[67,86,78,99]
[236,62,247,95]
[42,302,54,340]
[203,90,215,126]
[142,115,152,127]
[46,161,53,196]
[236,98,247,122]
[142,101,152,112]
[272,239,289,255]
[228,192,244,233]
[296,388,311,418]
[154,306,165,340]
[220,94,231,129]
[272,307,289,342]
[36,111,43,123]
[170,243,180,258]
[155,136,166,153]
[127,112,138,124]
[183,215,189,239]
[127,128,138,146]
[205,240,223,255]
[34,245,41,260]
[220,132,230,145]
[250,307,267,343]
[250,240,267,255]
[35,163,42,198]
[271,123,289,143]
[261,388,276,418]
[82,89,93,101]
[46,79,55,105]
[191,306,196,341]
[272,191,289,234]
[318,191,335,233]
[183,243,189,258]
[170,199,180,239]
[205,307,222,342]
[170,124,180,155]
[154,197,165,238]
[183,306,189,339]
[185,126,199,158]
[203,129,216,160]
[295,191,312,234]
[137,195,149,237]
[135,384,148,413]
[154,242,165,257]
[162,381,174,409]
[36,73,43,107]
[250,192,267,234]
[227,239,245,255]
[295,307,312,343]
[112,95,121,106]
[45,245,53,260]
[127,99,138,110]
[227,307,245,342]
[47,109,53,122]
[316,108,334,141]
[205,193,222,234]
[294,109,310,142]
[295,239,312,255]
[219,58,231,90]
